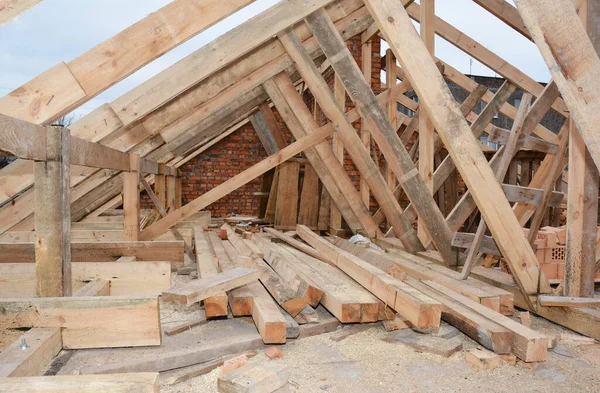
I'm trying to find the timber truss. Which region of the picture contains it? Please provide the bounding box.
[1,0,600,341]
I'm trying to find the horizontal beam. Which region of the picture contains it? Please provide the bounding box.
[0,296,161,349]
[488,126,559,155]
[538,295,600,307]
[0,114,175,174]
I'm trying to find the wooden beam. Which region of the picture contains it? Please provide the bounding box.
[0,373,160,392]
[34,126,71,297]
[330,76,345,232]
[452,232,501,257]
[0,262,171,297]
[488,126,559,155]
[516,0,600,169]
[562,0,599,298]
[264,75,362,233]
[304,10,460,266]
[0,328,62,377]
[0,296,161,349]
[538,295,600,307]
[162,267,259,306]
[360,37,373,209]
[461,94,532,279]
[281,26,426,251]
[418,0,436,245]
[297,225,442,328]
[274,162,299,229]
[140,121,334,240]
[73,278,110,297]
[264,72,380,237]
[194,226,227,318]
[123,154,140,241]
[366,0,550,300]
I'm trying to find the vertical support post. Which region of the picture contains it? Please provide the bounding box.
[331,76,345,234]
[123,154,140,241]
[156,163,166,208]
[167,173,176,212]
[565,0,599,297]
[175,169,183,210]
[360,37,373,210]
[35,126,71,297]
[385,49,397,191]
[418,0,436,245]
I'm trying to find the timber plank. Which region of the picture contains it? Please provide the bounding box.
[195,226,228,318]
[162,268,260,306]
[0,328,62,377]
[297,226,442,328]
[0,373,160,392]
[0,296,161,349]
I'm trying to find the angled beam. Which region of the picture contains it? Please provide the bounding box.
[264,73,381,237]
[304,10,460,265]
[279,28,424,253]
[365,0,550,301]
[140,122,334,240]
[461,94,532,279]
[472,0,530,39]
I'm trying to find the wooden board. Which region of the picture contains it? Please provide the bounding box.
[0,373,159,392]
[195,226,227,318]
[0,328,62,377]
[0,241,184,265]
[0,296,161,349]
[274,162,299,229]
[162,268,260,306]
[297,226,442,328]
[0,262,170,297]
[217,359,289,393]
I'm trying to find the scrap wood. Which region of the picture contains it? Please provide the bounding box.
[466,348,502,370]
[162,351,259,386]
[163,318,208,336]
[382,329,463,358]
[162,267,260,306]
[217,358,289,393]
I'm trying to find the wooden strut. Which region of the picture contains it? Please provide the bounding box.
[460,94,533,279]
[364,0,550,307]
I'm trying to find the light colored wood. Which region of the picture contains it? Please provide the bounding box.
[223,224,307,317]
[265,72,377,236]
[404,277,512,354]
[418,0,435,245]
[466,348,502,370]
[297,164,319,228]
[255,237,324,307]
[488,126,559,154]
[123,154,140,241]
[274,162,299,229]
[515,0,600,169]
[0,328,62,377]
[0,373,160,392]
[217,359,290,393]
[279,243,382,323]
[297,225,442,328]
[0,296,161,349]
[155,164,166,209]
[366,0,549,300]
[34,127,71,297]
[305,11,460,266]
[162,267,259,306]
[279,26,423,252]
[360,38,372,209]
[423,280,547,362]
[140,122,334,240]
[461,94,532,279]
[73,278,110,297]
[563,0,598,298]
[195,226,227,318]
[330,76,345,232]
[538,295,600,307]
[0,0,43,26]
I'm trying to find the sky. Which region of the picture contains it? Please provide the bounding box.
[0,0,550,121]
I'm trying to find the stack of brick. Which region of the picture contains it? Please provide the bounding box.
[525,226,600,280]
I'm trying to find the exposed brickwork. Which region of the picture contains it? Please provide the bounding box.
[147,35,384,219]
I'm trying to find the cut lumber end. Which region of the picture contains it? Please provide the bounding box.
[466,348,502,370]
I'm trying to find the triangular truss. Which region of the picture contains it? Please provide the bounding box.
[1,0,600,339]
